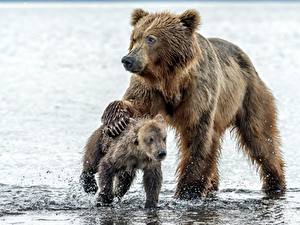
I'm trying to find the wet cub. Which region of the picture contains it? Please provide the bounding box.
[96,114,167,208]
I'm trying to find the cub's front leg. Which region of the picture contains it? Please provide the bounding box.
[96,160,115,205]
[143,164,162,208]
[114,170,136,200]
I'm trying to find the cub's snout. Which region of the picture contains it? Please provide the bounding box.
[156,149,167,161]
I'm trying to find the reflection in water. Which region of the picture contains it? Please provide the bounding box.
[79,208,161,225]
[237,197,285,225]
[0,178,295,224]
[145,211,160,225]
[74,192,289,225]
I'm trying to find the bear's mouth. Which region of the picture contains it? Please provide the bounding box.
[125,65,144,74]
[135,67,156,79]
[131,68,144,74]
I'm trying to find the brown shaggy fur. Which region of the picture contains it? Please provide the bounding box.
[84,114,167,208]
[80,101,137,193]
[83,9,286,199]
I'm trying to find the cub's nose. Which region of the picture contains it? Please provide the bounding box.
[157,150,167,160]
[121,56,135,71]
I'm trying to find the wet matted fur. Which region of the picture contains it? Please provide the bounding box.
[82,9,286,199]
[82,114,167,208]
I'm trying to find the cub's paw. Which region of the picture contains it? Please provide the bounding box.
[144,200,157,209]
[96,192,114,207]
[80,171,97,194]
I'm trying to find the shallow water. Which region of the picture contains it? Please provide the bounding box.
[0,2,300,225]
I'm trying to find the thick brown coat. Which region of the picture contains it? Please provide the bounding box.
[83,9,286,199]
[83,114,167,208]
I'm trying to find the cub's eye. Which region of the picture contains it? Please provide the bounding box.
[145,35,157,46]
[149,137,154,143]
[163,137,167,142]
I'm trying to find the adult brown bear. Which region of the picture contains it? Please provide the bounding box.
[81,9,286,199]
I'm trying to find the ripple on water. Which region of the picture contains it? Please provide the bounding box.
[1,182,299,225]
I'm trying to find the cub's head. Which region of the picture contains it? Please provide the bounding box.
[134,114,167,161]
[121,9,201,79]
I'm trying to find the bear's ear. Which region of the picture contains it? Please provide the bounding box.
[179,9,201,33]
[131,8,149,26]
[154,114,165,124]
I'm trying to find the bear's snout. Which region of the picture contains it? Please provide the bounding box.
[121,55,144,73]
[121,56,135,71]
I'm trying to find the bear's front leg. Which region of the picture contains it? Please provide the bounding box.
[143,164,162,208]
[101,100,136,137]
[96,160,114,205]
[175,112,219,199]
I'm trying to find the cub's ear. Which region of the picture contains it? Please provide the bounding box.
[179,9,201,33]
[154,114,165,124]
[133,137,139,145]
[131,8,149,26]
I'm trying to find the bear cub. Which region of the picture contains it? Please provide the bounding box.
[95,114,167,208]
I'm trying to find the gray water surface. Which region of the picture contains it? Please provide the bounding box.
[0,2,300,224]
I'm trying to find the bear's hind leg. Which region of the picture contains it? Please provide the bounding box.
[81,127,107,194]
[235,84,286,195]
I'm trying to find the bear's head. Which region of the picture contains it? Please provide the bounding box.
[134,114,167,161]
[121,9,201,79]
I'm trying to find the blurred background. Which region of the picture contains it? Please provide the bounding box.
[0,0,299,225]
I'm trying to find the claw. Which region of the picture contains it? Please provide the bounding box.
[108,127,116,136]
[118,123,125,130]
[122,119,127,127]
[113,127,120,135]
[124,116,130,126]
[114,124,122,134]
[114,122,122,131]
[120,118,128,127]
[122,121,128,128]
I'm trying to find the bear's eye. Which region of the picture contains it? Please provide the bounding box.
[145,35,157,46]
[163,137,167,142]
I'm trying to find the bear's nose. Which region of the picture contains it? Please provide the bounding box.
[157,150,167,160]
[121,56,135,71]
